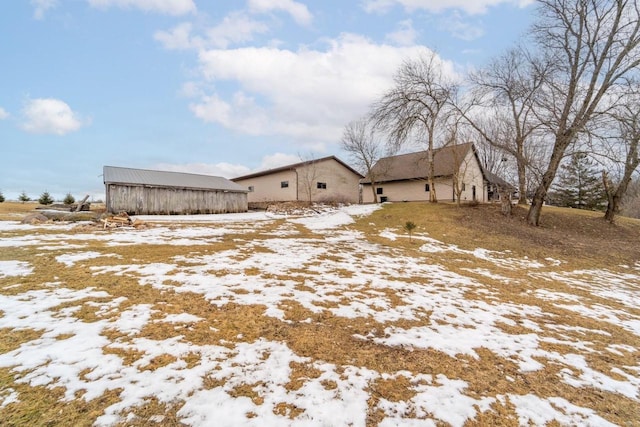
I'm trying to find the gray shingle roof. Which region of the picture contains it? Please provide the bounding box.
[361,143,474,184]
[103,166,248,192]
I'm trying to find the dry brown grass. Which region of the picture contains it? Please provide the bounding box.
[354,201,640,268]
[0,201,106,220]
[0,201,639,426]
[0,201,41,220]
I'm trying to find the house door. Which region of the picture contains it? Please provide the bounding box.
[472,185,476,201]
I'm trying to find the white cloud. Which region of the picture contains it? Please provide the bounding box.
[150,154,302,179]
[190,93,233,127]
[440,11,485,40]
[0,107,9,120]
[152,162,251,178]
[87,0,196,15]
[248,0,313,26]
[155,13,270,50]
[190,34,442,143]
[31,0,58,20]
[179,81,204,98]
[21,98,85,135]
[386,19,418,46]
[257,153,301,170]
[206,11,271,48]
[363,0,533,15]
[154,22,201,50]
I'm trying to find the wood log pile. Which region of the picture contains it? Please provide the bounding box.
[100,212,146,229]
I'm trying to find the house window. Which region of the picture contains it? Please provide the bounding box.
[281,181,289,188]
[317,182,327,189]
[425,183,430,192]
[248,186,254,192]
[376,187,383,195]
[461,183,466,191]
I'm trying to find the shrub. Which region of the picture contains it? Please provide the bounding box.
[18,191,30,203]
[38,191,54,205]
[0,191,4,203]
[63,193,75,205]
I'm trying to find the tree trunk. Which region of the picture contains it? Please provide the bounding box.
[428,148,437,202]
[603,170,621,223]
[527,139,567,225]
[499,187,512,216]
[371,184,378,204]
[516,151,528,205]
[603,157,638,223]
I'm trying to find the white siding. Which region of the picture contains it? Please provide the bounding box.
[453,150,487,203]
[362,179,453,203]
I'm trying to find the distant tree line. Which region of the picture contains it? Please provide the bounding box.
[343,0,640,224]
[2,191,79,205]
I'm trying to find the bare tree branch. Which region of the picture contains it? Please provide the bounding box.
[370,51,457,202]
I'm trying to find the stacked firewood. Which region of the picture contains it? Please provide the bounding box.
[100,212,146,229]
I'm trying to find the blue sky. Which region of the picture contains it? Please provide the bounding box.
[0,0,535,201]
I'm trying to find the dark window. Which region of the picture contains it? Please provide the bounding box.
[462,183,466,191]
[376,187,383,195]
[317,182,327,189]
[281,181,289,188]
[248,186,254,192]
[425,183,430,192]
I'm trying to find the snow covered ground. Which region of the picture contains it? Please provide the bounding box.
[0,204,638,426]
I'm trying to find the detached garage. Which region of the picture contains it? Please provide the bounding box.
[103,166,248,215]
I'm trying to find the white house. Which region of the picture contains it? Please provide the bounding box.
[361,143,510,203]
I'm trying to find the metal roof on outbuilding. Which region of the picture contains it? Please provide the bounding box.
[103,166,248,193]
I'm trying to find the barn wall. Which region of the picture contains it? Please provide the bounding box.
[106,184,248,214]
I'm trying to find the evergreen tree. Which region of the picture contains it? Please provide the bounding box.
[38,191,54,205]
[0,191,4,203]
[63,193,75,205]
[18,191,30,203]
[549,153,605,210]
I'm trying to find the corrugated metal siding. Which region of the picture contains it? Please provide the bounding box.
[104,166,247,192]
[107,185,248,215]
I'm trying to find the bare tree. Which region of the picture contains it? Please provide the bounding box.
[371,51,457,202]
[465,47,547,205]
[341,119,386,203]
[441,114,483,207]
[297,154,319,205]
[602,94,640,222]
[526,0,640,226]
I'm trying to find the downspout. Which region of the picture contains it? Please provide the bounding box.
[294,168,299,201]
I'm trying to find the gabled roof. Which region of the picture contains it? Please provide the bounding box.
[231,156,363,181]
[483,169,517,190]
[103,166,248,193]
[361,142,475,184]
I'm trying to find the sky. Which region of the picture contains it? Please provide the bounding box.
[0,0,536,201]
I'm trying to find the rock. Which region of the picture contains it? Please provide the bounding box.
[21,213,49,224]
